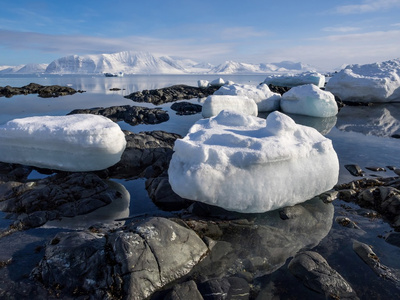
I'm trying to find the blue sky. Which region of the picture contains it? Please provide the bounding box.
[1,0,400,70]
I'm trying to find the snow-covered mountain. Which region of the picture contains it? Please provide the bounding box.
[0,51,316,75]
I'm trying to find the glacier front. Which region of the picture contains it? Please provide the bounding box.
[0,114,126,171]
[168,111,339,213]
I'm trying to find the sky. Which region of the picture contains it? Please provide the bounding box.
[1,0,400,71]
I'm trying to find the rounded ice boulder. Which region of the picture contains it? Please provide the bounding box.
[168,110,339,213]
[281,84,338,117]
[0,114,126,171]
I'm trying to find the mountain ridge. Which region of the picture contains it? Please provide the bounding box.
[0,51,318,75]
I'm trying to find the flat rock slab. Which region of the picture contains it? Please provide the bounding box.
[0,82,84,98]
[69,104,169,126]
[124,84,219,105]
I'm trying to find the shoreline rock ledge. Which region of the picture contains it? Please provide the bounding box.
[0,82,85,98]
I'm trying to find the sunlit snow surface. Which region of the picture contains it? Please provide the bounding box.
[214,83,281,112]
[169,110,339,213]
[0,114,126,171]
[263,71,326,87]
[326,58,400,102]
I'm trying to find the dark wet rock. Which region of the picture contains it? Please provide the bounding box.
[164,280,203,300]
[288,251,359,299]
[267,84,290,95]
[145,170,193,211]
[353,240,400,283]
[68,105,169,126]
[366,166,386,172]
[107,130,181,179]
[0,172,121,232]
[32,217,208,299]
[318,190,339,203]
[385,232,400,247]
[392,134,400,139]
[124,84,219,105]
[0,82,84,98]
[335,216,360,229]
[0,163,31,183]
[345,164,365,177]
[171,101,202,115]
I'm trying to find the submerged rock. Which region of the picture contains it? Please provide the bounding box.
[170,101,202,115]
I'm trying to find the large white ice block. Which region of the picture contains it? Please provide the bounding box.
[0,114,126,171]
[214,83,281,112]
[325,59,400,103]
[202,95,258,118]
[168,110,339,213]
[264,72,326,88]
[281,84,338,117]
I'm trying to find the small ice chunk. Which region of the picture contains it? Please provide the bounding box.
[168,110,339,213]
[281,84,338,117]
[215,83,281,112]
[201,95,258,118]
[210,78,225,87]
[264,72,326,88]
[325,59,400,102]
[0,114,126,171]
[198,80,210,88]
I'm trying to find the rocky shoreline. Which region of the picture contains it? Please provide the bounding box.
[1,83,400,299]
[0,83,85,98]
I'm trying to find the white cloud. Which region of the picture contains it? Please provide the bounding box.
[322,27,361,33]
[334,0,400,14]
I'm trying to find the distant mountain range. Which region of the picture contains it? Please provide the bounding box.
[0,51,317,75]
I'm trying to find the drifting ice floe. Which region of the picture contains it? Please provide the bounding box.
[168,110,339,213]
[325,58,400,103]
[0,114,126,171]
[281,84,338,117]
[214,83,281,112]
[201,95,258,118]
[263,72,326,88]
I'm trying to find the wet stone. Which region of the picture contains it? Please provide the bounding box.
[171,101,202,115]
[345,164,365,177]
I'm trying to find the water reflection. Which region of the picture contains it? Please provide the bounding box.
[336,103,400,137]
[43,180,130,229]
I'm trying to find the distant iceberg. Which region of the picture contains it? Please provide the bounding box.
[263,72,326,88]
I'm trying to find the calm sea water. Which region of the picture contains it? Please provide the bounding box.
[1,74,400,219]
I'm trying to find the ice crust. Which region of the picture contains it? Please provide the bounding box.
[214,83,281,112]
[201,95,258,118]
[263,72,326,88]
[168,110,339,213]
[281,84,338,117]
[325,59,400,103]
[0,114,126,171]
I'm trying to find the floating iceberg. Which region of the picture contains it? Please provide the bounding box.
[210,78,225,87]
[197,80,210,88]
[201,95,258,118]
[214,83,281,112]
[0,114,126,171]
[263,72,325,88]
[325,59,400,103]
[168,110,339,213]
[281,84,338,117]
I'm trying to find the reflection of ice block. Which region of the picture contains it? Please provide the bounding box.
[202,95,258,118]
[168,111,339,213]
[0,114,126,171]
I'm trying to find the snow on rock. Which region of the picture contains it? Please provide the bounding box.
[201,95,258,118]
[281,84,338,117]
[325,59,400,103]
[0,114,126,171]
[168,110,339,213]
[210,78,225,87]
[263,72,326,88]
[214,83,281,112]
